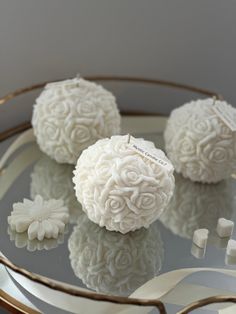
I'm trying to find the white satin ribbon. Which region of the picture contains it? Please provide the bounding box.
[4,265,236,314]
[119,268,236,314]
[0,264,40,311]
[219,305,236,314]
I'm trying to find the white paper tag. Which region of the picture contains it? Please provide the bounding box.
[212,103,236,132]
[129,143,173,172]
[46,79,79,89]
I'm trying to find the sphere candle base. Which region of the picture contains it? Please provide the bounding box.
[73,135,175,233]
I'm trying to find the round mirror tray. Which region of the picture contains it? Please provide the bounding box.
[1,78,236,314]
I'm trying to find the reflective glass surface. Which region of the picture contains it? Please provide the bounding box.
[1,128,236,314]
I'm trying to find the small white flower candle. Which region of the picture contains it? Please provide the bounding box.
[32,78,121,164]
[8,195,69,241]
[164,99,236,183]
[73,135,175,234]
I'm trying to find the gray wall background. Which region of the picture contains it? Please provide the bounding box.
[0,0,236,130]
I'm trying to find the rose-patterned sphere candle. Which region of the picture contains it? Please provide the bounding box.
[73,135,175,233]
[164,99,236,183]
[32,78,121,164]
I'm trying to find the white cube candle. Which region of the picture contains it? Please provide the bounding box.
[216,218,234,238]
[73,135,175,233]
[193,228,209,248]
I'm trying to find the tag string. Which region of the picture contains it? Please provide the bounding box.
[127,134,131,144]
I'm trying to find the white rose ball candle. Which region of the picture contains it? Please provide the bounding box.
[73,135,175,233]
[32,78,121,164]
[164,98,236,183]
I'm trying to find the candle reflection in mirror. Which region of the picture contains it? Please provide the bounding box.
[30,154,83,223]
[159,174,234,239]
[68,213,164,296]
[8,227,66,252]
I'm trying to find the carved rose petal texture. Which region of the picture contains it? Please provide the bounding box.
[68,214,163,296]
[32,78,121,164]
[164,99,236,183]
[73,135,175,233]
